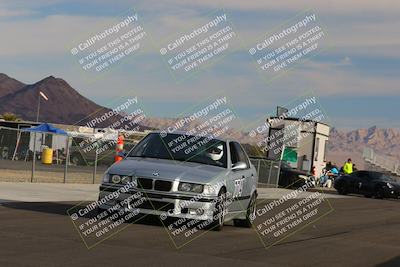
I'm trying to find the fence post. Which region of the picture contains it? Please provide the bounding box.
[276,161,282,188]
[93,151,98,184]
[31,132,36,183]
[267,160,273,186]
[64,136,70,184]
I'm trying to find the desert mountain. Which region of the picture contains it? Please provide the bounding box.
[327,127,400,167]
[0,75,105,124]
[0,74,149,130]
[329,127,400,158]
[0,73,25,98]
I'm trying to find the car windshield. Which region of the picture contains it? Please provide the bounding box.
[370,172,396,182]
[127,133,227,168]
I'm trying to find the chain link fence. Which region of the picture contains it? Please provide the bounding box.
[250,158,281,188]
[0,126,281,186]
[0,126,139,184]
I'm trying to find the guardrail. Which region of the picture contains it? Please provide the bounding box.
[363,147,400,176]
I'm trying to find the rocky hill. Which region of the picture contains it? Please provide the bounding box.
[326,127,400,168]
[329,127,400,158]
[0,73,148,130]
[0,73,25,98]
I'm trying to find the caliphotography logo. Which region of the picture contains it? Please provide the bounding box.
[246,10,332,84]
[156,9,239,83]
[68,8,151,83]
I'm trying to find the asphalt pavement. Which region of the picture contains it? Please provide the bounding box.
[0,191,399,267]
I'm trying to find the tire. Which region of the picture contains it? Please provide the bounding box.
[233,193,257,228]
[336,182,348,195]
[70,153,84,165]
[374,187,385,199]
[97,207,106,215]
[209,188,227,231]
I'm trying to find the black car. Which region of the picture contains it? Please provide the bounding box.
[279,161,311,188]
[334,171,400,199]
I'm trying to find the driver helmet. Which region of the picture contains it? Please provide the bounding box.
[206,144,223,161]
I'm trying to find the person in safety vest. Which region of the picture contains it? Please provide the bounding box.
[343,158,353,174]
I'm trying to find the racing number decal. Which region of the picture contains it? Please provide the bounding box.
[233,178,245,198]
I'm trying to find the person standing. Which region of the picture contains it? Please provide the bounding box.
[343,158,353,174]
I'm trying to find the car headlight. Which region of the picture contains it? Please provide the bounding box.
[102,173,109,183]
[178,182,204,193]
[298,175,309,180]
[386,182,394,189]
[111,175,121,184]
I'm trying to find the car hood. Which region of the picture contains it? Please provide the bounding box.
[373,180,400,187]
[107,157,228,184]
[388,181,400,189]
[283,168,309,176]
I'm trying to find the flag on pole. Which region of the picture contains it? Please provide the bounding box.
[39,91,49,101]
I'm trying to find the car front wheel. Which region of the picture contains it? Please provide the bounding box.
[233,193,257,228]
[336,182,348,195]
[374,187,385,199]
[209,188,227,231]
[70,153,84,165]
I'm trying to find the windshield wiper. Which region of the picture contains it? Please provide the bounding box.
[128,155,157,159]
[171,157,188,162]
[128,154,176,160]
[181,157,225,168]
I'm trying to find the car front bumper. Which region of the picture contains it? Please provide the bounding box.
[97,185,218,221]
[386,188,400,198]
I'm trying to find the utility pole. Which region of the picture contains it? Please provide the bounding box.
[36,93,41,122]
[32,91,41,182]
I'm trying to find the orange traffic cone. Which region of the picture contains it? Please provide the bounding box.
[115,134,124,162]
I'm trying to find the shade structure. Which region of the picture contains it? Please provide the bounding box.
[24,123,67,135]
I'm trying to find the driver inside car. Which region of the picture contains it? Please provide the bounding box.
[204,144,224,166]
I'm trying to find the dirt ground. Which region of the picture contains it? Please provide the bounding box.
[0,159,107,184]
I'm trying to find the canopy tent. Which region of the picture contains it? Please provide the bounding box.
[2,123,67,161]
[22,123,68,155]
[23,123,67,135]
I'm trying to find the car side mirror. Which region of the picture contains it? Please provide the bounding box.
[232,162,247,171]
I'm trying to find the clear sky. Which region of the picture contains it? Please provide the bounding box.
[0,0,399,129]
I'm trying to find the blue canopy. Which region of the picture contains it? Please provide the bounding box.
[24,123,67,135]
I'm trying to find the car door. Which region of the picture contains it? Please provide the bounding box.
[349,171,367,193]
[359,172,374,195]
[228,142,255,211]
[227,142,246,211]
[234,142,256,199]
